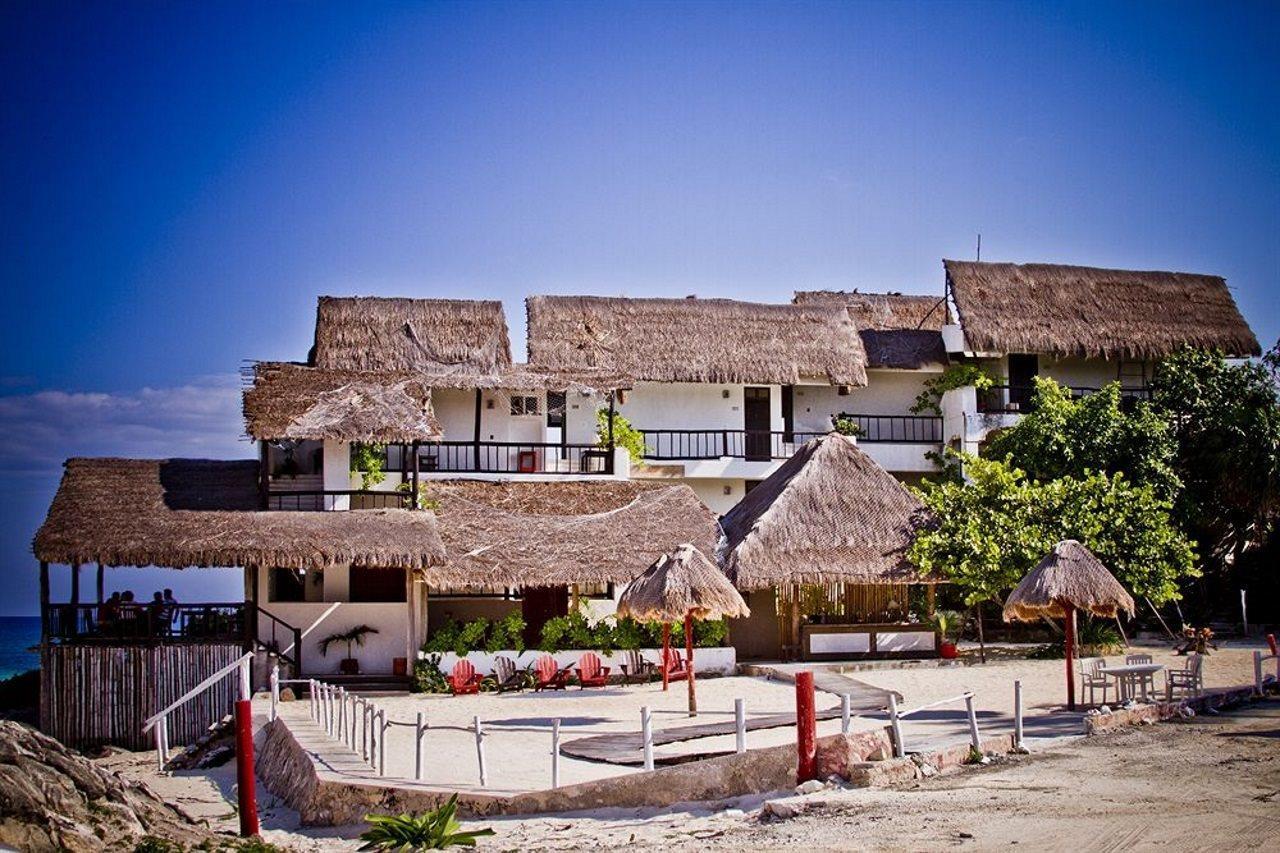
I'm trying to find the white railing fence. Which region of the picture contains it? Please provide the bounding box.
[142,651,254,770]
[1254,650,1279,695]
[887,690,986,759]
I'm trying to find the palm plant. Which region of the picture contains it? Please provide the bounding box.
[319,624,380,658]
[359,795,495,850]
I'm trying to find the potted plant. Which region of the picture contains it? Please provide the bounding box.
[319,624,380,675]
[934,610,961,659]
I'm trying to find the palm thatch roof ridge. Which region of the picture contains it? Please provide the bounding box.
[243,362,441,442]
[33,458,445,571]
[311,296,513,373]
[526,295,868,387]
[423,479,719,589]
[616,544,750,622]
[1003,540,1136,622]
[719,433,938,589]
[793,291,949,369]
[944,260,1260,359]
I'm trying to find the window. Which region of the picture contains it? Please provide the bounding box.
[573,582,615,600]
[268,568,306,603]
[546,391,566,428]
[349,566,407,603]
[510,395,540,416]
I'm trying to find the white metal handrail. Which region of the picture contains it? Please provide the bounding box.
[143,651,254,732]
[887,690,983,758]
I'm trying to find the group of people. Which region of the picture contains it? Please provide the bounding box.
[93,588,180,636]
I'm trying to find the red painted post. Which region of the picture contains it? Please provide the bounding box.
[661,623,671,692]
[235,699,259,837]
[1063,604,1077,711]
[795,670,817,782]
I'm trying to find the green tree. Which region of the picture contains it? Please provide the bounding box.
[984,378,1180,500]
[911,453,1197,628]
[1147,348,1280,584]
[596,408,647,463]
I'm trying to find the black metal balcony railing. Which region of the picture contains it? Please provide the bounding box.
[977,384,1153,415]
[836,414,944,443]
[639,429,827,461]
[379,441,613,476]
[46,602,250,645]
[267,489,412,511]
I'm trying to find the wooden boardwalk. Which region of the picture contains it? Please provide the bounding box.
[559,667,897,766]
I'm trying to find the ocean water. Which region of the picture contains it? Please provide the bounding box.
[0,616,41,680]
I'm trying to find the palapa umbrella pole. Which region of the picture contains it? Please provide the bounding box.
[684,612,697,717]
[661,622,670,692]
[1063,602,1077,711]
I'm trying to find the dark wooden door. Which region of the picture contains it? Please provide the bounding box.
[521,585,568,647]
[1007,354,1038,411]
[744,387,772,461]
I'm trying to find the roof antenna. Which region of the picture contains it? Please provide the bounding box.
[976,233,981,262]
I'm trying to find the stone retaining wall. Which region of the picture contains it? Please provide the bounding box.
[256,708,1016,825]
[1082,685,1259,735]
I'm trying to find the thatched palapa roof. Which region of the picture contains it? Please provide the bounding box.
[243,362,441,443]
[422,480,719,589]
[33,459,445,571]
[945,260,1260,359]
[526,295,868,386]
[1003,540,1136,622]
[311,296,513,373]
[794,290,949,369]
[719,433,938,589]
[616,544,750,622]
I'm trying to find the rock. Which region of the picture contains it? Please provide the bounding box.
[761,800,797,821]
[1178,706,1196,719]
[795,779,825,795]
[867,746,891,761]
[825,774,846,788]
[1010,745,1030,755]
[0,720,216,853]
[918,762,938,778]
[280,687,297,702]
[1099,705,1112,714]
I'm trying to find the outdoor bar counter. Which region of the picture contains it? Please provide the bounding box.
[800,622,940,660]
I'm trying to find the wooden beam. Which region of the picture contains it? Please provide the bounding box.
[70,563,80,606]
[39,562,49,644]
[411,441,421,509]
[96,562,105,604]
[473,389,483,472]
[258,441,270,509]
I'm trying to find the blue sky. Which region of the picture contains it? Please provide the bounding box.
[2,1,1278,614]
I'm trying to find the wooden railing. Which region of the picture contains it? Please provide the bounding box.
[836,414,943,443]
[373,441,614,476]
[637,429,828,461]
[46,602,250,645]
[266,489,412,511]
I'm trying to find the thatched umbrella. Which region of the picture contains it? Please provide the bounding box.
[617,543,750,717]
[1003,540,1135,710]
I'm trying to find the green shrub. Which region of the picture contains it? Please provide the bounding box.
[422,618,461,654]
[411,654,450,694]
[359,795,494,850]
[484,611,526,653]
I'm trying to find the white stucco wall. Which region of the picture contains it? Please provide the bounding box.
[617,382,783,432]
[793,371,933,431]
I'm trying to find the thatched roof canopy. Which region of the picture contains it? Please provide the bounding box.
[719,433,938,590]
[312,296,513,373]
[422,480,719,589]
[944,260,1260,359]
[243,362,441,442]
[526,295,868,386]
[1003,540,1136,622]
[33,459,445,571]
[616,544,750,622]
[794,291,949,369]
[794,290,949,331]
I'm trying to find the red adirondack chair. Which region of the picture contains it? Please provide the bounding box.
[662,646,689,682]
[448,658,482,695]
[533,654,572,691]
[575,652,611,688]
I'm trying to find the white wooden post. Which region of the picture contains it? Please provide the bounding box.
[734,699,746,753]
[328,686,336,737]
[154,719,166,771]
[1014,680,1024,749]
[841,693,851,734]
[551,719,561,788]
[269,663,279,722]
[338,687,346,739]
[239,656,252,702]
[378,709,388,776]
[161,717,169,765]
[1255,651,1264,695]
[415,712,425,780]
[641,706,654,771]
[474,716,487,787]
[888,694,905,758]
[964,693,981,751]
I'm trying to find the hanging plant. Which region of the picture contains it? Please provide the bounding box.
[350,443,387,490]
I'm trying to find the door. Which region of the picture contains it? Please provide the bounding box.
[521,585,568,647]
[1007,354,1038,411]
[743,387,772,461]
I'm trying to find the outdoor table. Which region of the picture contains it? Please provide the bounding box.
[1100,663,1164,702]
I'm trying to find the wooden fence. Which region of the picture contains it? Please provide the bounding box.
[40,642,243,750]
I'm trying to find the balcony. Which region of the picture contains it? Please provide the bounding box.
[977,384,1152,415]
[46,602,251,645]
[637,416,943,462]
[380,441,614,476]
